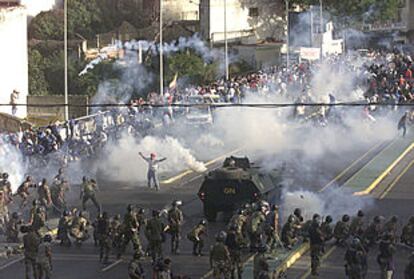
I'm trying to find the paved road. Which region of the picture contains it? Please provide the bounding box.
[0,141,386,278]
[287,147,414,279]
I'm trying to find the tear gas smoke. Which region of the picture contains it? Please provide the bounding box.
[100,134,206,183]
[0,142,27,193]
[281,187,375,221]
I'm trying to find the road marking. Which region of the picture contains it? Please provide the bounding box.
[160,147,243,184]
[318,141,384,192]
[379,157,414,199]
[354,141,414,196]
[0,256,24,271]
[299,246,337,279]
[101,259,123,272]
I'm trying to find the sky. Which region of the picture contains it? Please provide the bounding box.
[20,0,57,17]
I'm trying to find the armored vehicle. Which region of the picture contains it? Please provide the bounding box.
[198,156,283,221]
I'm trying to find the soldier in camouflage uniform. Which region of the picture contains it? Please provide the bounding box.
[167,200,183,254]
[22,225,41,279]
[51,179,69,214]
[6,212,22,243]
[344,238,367,279]
[145,210,165,262]
[320,215,334,253]
[188,219,207,256]
[96,212,111,264]
[37,178,52,209]
[334,214,351,246]
[309,214,325,276]
[225,225,243,279]
[17,176,36,209]
[31,207,47,233]
[247,206,266,251]
[119,204,142,258]
[37,234,52,279]
[349,210,365,238]
[383,216,399,241]
[0,173,13,204]
[292,208,304,238]
[110,214,122,254]
[363,216,383,248]
[401,216,414,247]
[228,209,248,246]
[80,177,100,212]
[210,231,231,279]
[57,210,72,247]
[377,233,396,279]
[281,215,299,249]
[70,211,90,245]
[0,191,9,233]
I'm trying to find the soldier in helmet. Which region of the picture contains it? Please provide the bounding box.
[0,191,8,233]
[228,209,248,246]
[383,216,398,242]
[80,177,100,212]
[119,204,142,259]
[6,212,22,243]
[110,214,122,254]
[31,206,47,233]
[344,237,367,279]
[265,205,282,250]
[253,245,268,279]
[377,233,396,279]
[349,210,365,238]
[53,167,66,186]
[37,234,52,279]
[128,251,144,279]
[404,252,414,279]
[210,231,231,279]
[96,212,111,264]
[334,214,350,246]
[226,224,243,279]
[22,225,41,279]
[247,205,267,251]
[70,211,90,246]
[363,216,383,248]
[281,215,299,249]
[188,219,208,256]
[401,216,414,246]
[167,200,184,254]
[51,179,69,214]
[17,176,36,209]
[320,216,334,242]
[37,178,52,209]
[29,199,41,225]
[292,208,304,237]
[145,209,165,262]
[57,210,72,247]
[309,214,325,276]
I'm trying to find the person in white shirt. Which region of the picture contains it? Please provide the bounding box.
[10,89,19,116]
[139,152,166,191]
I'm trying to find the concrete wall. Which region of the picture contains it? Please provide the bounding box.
[0,112,31,132]
[162,0,199,21]
[200,0,285,43]
[0,5,28,118]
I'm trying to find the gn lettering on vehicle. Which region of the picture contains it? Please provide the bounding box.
[223,187,236,194]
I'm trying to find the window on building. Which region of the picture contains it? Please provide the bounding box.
[249,7,259,17]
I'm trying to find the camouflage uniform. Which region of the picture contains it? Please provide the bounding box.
[363,216,383,247]
[309,215,324,276]
[81,178,100,212]
[70,212,90,244]
[349,211,365,238]
[31,207,47,233]
[120,208,142,258]
[401,217,414,246]
[6,213,21,243]
[253,248,267,279]
[167,205,183,254]
[128,255,144,279]
[57,212,72,247]
[405,253,414,279]
[281,215,298,249]
[225,227,243,279]
[23,228,41,279]
[145,212,164,262]
[210,239,231,279]
[17,177,36,209]
[247,210,266,251]
[36,237,52,279]
[377,234,396,279]
[345,239,367,279]
[37,180,52,209]
[334,215,350,246]
[187,221,207,256]
[0,191,9,233]
[96,213,111,264]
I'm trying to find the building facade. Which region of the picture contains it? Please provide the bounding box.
[200,0,285,44]
[143,0,199,22]
[0,2,28,118]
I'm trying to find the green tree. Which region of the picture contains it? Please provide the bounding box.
[28,49,49,95]
[28,10,64,40]
[67,0,103,39]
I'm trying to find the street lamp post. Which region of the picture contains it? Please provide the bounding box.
[159,0,164,97]
[319,0,323,59]
[64,0,69,121]
[224,0,229,80]
[285,0,290,68]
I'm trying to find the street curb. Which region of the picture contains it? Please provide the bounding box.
[354,141,414,196]
[273,243,310,277]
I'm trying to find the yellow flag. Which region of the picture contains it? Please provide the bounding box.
[169,73,178,89]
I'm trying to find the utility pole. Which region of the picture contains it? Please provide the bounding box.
[64,0,69,121]
[224,0,229,80]
[285,0,290,68]
[159,0,164,97]
[320,0,323,59]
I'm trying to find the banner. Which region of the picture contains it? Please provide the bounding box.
[300,47,321,61]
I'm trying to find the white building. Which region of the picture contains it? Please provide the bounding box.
[163,0,199,21]
[20,0,57,18]
[0,1,28,118]
[200,0,285,44]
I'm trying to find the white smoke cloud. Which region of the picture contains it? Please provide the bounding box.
[0,142,27,193]
[99,134,206,183]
